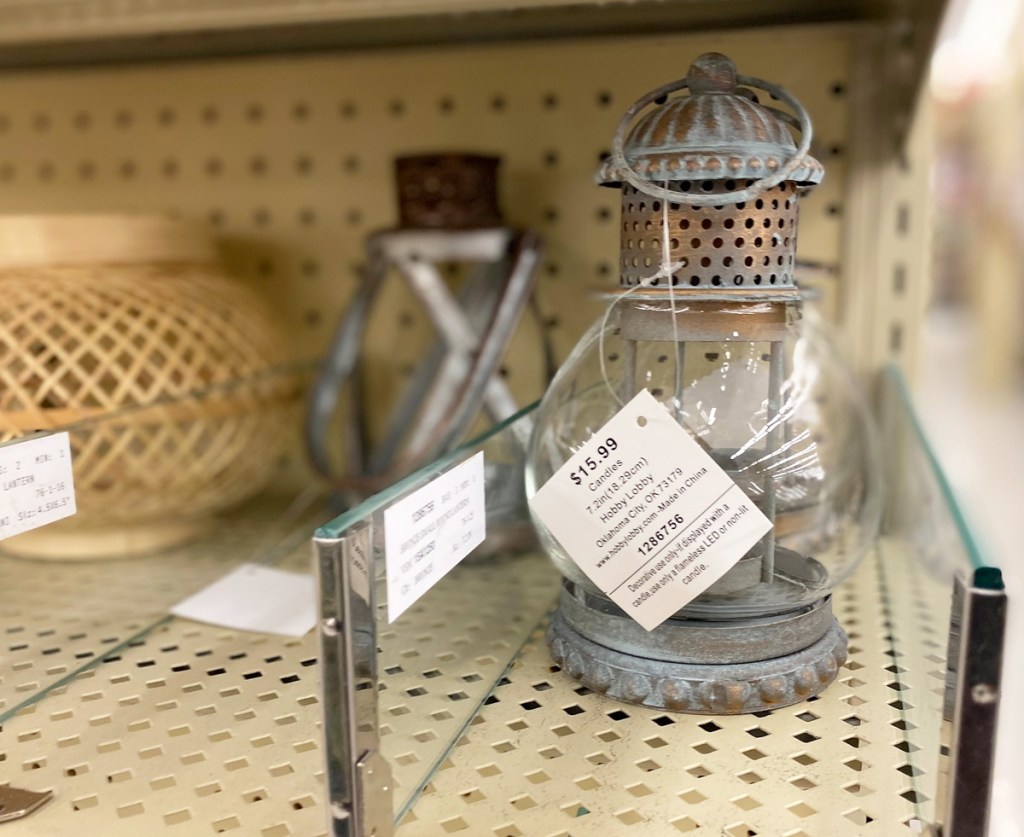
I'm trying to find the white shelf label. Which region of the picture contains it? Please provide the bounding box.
[172,563,317,638]
[0,432,76,540]
[384,451,486,622]
[529,390,772,631]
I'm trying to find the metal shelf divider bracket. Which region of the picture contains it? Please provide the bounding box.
[940,568,1007,837]
[316,523,395,837]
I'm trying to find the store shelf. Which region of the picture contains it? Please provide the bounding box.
[0,494,329,837]
[0,365,996,835]
[0,492,325,723]
[400,541,949,836]
[0,536,951,836]
[0,0,980,830]
[0,0,942,74]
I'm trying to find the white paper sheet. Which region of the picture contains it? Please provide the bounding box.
[171,563,317,638]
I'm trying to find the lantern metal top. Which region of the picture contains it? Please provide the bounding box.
[598,53,823,201]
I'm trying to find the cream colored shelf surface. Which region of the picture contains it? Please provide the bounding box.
[0,540,559,835]
[0,494,327,836]
[0,0,871,37]
[0,377,971,835]
[397,542,950,836]
[0,536,951,836]
[0,493,321,707]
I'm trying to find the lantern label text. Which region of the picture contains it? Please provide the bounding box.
[0,432,76,542]
[384,451,486,622]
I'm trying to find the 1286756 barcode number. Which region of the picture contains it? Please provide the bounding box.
[637,513,685,556]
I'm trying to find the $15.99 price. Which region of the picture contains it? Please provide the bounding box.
[569,438,618,487]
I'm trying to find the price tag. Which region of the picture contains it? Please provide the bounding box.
[384,452,485,622]
[0,432,76,540]
[529,390,772,631]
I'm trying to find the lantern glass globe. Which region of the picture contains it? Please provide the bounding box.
[524,296,882,620]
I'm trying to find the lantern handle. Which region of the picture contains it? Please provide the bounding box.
[609,73,815,206]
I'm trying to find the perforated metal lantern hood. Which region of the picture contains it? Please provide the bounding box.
[598,52,823,291]
[598,53,824,187]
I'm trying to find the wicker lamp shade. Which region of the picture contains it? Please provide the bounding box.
[0,215,297,559]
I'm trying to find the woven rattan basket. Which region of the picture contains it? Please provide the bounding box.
[0,215,297,559]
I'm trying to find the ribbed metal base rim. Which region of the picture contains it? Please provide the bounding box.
[547,608,848,714]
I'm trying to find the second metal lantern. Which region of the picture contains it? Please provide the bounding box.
[525,53,881,713]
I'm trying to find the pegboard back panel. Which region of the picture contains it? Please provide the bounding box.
[0,26,855,448]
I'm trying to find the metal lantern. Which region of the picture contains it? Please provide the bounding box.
[525,54,882,713]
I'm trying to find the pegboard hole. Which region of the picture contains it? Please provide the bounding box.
[72,795,99,811]
[844,809,873,826]
[164,809,193,825]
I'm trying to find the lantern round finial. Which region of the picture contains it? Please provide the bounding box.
[687,52,737,94]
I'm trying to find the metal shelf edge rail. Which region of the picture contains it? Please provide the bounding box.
[939,568,1007,837]
[316,522,395,837]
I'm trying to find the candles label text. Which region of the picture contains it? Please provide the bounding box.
[529,390,771,631]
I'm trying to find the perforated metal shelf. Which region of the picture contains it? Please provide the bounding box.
[376,553,562,818]
[0,494,333,837]
[398,540,950,836]
[0,513,560,836]
[1,523,950,835]
[0,493,320,721]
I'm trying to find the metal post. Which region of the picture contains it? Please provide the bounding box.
[622,339,637,402]
[316,523,394,837]
[760,340,782,583]
[673,340,686,422]
[393,230,537,461]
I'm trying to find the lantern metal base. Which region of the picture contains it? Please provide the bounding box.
[547,594,847,714]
